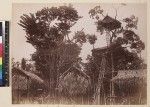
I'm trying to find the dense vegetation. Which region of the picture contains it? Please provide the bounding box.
[12,4,146,104]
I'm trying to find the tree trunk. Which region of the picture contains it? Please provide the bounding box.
[93,44,95,49]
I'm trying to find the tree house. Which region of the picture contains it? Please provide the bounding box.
[98,15,121,31]
[92,15,121,104]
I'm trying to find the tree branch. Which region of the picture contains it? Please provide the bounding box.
[114,8,118,19]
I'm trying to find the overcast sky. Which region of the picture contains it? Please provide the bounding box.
[12,3,147,62]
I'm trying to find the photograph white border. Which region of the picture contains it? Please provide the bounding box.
[0,0,149,107]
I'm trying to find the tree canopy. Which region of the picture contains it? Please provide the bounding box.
[19,5,81,49]
[87,5,146,70]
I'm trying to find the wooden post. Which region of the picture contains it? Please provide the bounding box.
[17,75,20,103]
[27,76,30,103]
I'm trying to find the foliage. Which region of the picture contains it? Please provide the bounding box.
[31,42,82,79]
[18,5,84,95]
[87,34,97,48]
[123,15,138,29]
[86,6,147,100]
[89,5,104,20]
[111,44,145,70]
[19,5,81,49]
[73,30,87,44]
[88,5,146,70]
[13,4,147,104]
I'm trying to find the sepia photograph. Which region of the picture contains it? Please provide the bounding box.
[12,3,147,105]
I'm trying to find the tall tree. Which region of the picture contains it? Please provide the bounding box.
[86,5,146,104]
[18,5,82,94]
[88,5,146,70]
[19,5,81,49]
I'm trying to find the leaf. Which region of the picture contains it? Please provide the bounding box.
[87,34,97,45]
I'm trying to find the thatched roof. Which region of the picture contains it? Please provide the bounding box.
[111,69,146,82]
[12,67,44,84]
[12,75,29,90]
[58,64,91,95]
[59,64,90,80]
[100,15,121,30]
